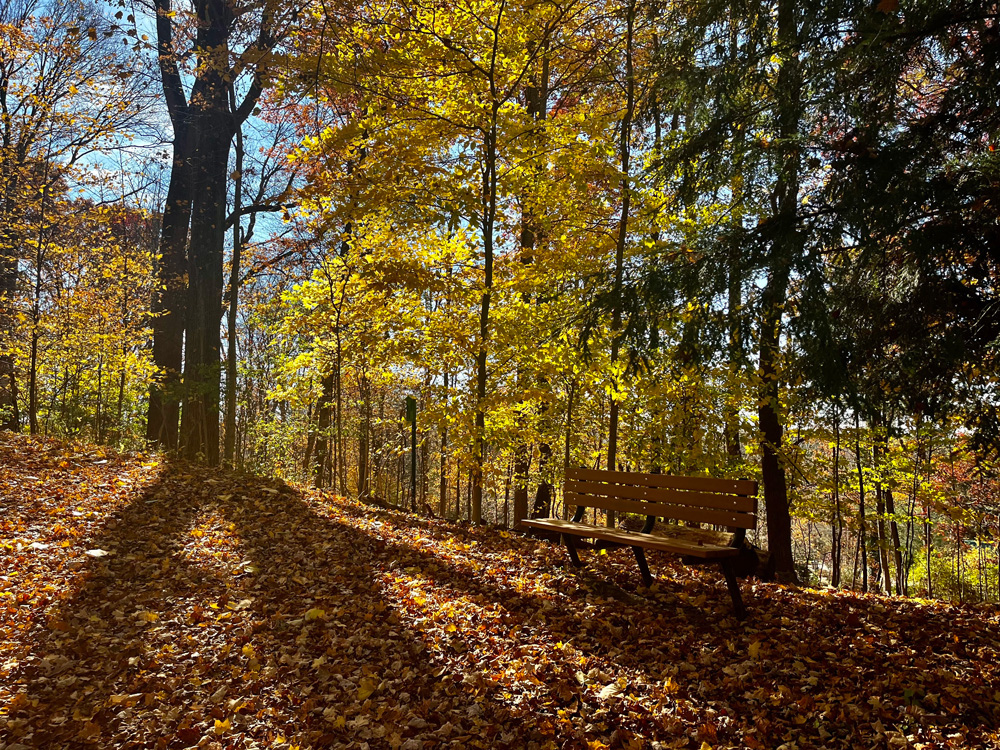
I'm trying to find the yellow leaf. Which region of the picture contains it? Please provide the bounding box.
[357,676,378,700]
[138,611,158,622]
[748,641,761,660]
[242,643,256,658]
[304,607,325,621]
[214,718,230,735]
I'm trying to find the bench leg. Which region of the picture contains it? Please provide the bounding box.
[632,546,653,587]
[563,534,584,568]
[721,559,747,620]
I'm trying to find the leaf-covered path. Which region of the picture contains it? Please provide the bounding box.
[2,435,999,750]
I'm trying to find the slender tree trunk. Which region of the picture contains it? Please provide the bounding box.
[27,174,51,436]
[358,372,371,500]
[335,331,346,495]
[871,433,892,595]
[563,378,576,520]
[471,114,499,525]
[0,218,18,428]
[223,94,244,467]
[854,415,869,593]
[438,371,448,515]
[314,372,334,488]
[606,0,636,529]
[832,408,843,588]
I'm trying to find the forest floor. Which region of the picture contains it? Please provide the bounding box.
[1,434,999,750]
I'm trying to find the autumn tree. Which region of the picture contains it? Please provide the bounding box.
[0,0,150,431]
[143,0,298,463]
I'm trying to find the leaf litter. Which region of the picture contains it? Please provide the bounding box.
[1,433,999,749]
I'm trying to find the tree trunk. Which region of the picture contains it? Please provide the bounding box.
[314,371,334,488]
[756,0,801,583]
[471,113,498,525]
[831,408,843,588]
[147,0,193,451]
[438,371,448,515]
[854,415,869,593]
[358,371,371,500]
[177,0,238,464]
[223,97,243,467]
[606,0,636,529]
[758,276,794,580]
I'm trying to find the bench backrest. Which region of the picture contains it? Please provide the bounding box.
[565,467,758,529]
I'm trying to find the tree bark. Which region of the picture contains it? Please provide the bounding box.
[314,371,334,488]
[757,0,801,583]
[438,371,449,516]
[223,91,244,467]
[606,0,636,529]
[147,0,194,451]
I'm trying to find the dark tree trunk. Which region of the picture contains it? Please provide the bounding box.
[223,103,243,467]
[177,0,239,465]
[0,214,18,428]
[180,113,230,463]
[147,0,193,451]
[438,371,449,516]
[358,372,371,500]
[314,371,334,488]
[757,0,801,583]
[606,0,636,528]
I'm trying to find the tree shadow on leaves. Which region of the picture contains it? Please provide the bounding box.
[3,464,530,749]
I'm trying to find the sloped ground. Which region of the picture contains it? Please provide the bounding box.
[1,434,998,750]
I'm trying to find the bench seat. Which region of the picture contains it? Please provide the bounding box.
[521,518,740,559]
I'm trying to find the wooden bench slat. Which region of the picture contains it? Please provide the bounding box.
[566,478,757,514]
[564,490,756,530]
[568,467,758,497]
[522,518,739,559]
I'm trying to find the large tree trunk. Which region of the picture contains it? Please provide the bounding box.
[180,113,230,463]
[146,141,191,450]
[177,0,237,465]
[147,0,193,450]
[757,0,801,583]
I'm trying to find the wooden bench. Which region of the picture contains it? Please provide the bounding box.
[521,468,759,619]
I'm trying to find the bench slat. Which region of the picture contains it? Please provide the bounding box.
[522,518,739,559]
[566,478,757,514]
[568,467,758,497]
[564,490,756,529]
